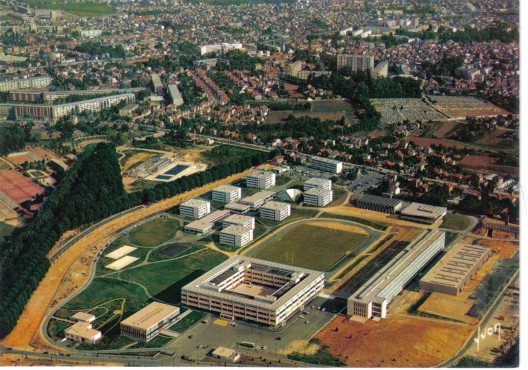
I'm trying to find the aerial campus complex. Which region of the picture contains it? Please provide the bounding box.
[0,0,520,368]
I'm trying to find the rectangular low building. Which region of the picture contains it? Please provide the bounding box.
[239,190,275,210]
[304,188,333,207]
[120,302,180,342]
[400,202,447,224]
[220,225,254,247]
[246,171,276,189]
[184,210,231,234]
[65,322,102,344]
[181,257,324,327]
[356,194,404,214]
[260,201,291,221]
[212,347,241,363]
[348,230,445,320]
[212,185,242,204]
[222,214,255,229]
[180,198,211,219]
[310,157,343,173]
[70,312,96,324]
[420,243,491,296]
[304,177,332,191]
[224,201,251,214]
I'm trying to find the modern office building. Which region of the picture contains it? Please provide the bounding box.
[356,194,404,214]
[337,54,375,72]
[184,210,231,234]
[239,190,275,210]
[212,185,242,203]
[168,84,184,107]
[180,198,211,219]
[420,243,491,296]
[181,257,324,327]
[222,214,255,229]
[120,302,180,342]
[304,177,332,191]
[64,322,102,344]
[220,225,254,247]
[310,157,344,173]
[260,201,291,221]
[246,171,276,189]
[304,188,333,206]
[400,202,447,224]
[348,230,445,321]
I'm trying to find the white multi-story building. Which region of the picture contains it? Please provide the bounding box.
[180,199,211,219]
[181,257,324,327]
[336,54,374,72]
[120,302,180,342]
[168,84,184,107]
[348,230,445,320]
[222,214,255,229]
[212,185,242,203]
[303,177,332,191]
[220,225,254,247]
[260,201,291,221]
[304,188,333,207]
[0,76,52,92]
[310,157,344,173]
[246,171,276,189]
[200,43,243,56]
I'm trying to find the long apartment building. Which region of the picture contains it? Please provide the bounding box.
[184,210,231,234]
[181,257,324,327]
[168,84,184,107]
[180,198,211,219]
[304,188,333,207]
[120,302,180,342]
[0,76,52,92]
[348,230,445,321]
[212,185,242,203]
[246,171,276,189]
[337,54,374,72]
[310,157,344,174]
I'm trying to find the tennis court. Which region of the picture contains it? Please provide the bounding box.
[0,170,45,204]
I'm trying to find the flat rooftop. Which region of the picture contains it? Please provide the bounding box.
[65,322,100,339]
[185,210,231,231]
[311,156,343,165]
[221,225,252,236]
[240,190,275,204]
[247,170,275,179]
[261,201,290,211]
[304,177,331,186]
[305,188,332,196]
[181,198,210,208]
[223,214,254,225]
[359,194,403,208]
[214,185,241,193]
[120,302,180,330]
[224,202,251,212]
[401,202,447,220]
[420,243,491,288]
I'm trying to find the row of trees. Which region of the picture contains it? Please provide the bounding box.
[0,124,34,155]
[0,143,130,338]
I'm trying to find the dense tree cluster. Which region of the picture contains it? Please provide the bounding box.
[422,55,464,78]
[248,101,311,111]
[0,124,33,155]
[0,143,130,338]
[438,24,518,44]
[74,42,126,59]
[177,72,207,109]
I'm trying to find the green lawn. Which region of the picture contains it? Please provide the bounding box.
[129,217,181,247]
[253,224,368,271]
[441,213,471,231]
[168,311,207,333]
[320,213,389,231]
[24,0,115,17]
[118,249,228,304]
[129,335,173,349]
[47,319,71,341]
[202,144,261,166]
[0,221,15,243]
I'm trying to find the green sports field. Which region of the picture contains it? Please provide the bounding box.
[129,217,181,247]
[252,224,369,271]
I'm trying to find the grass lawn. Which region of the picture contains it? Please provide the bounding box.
[168,311,207,333]
[320,212,388,231]
[290,208,320,219]
[118,249,228,304]
[326,188,348,207]
[253,224,368,271]
[47,319,71,341]
[130,335,173,349]
[129,217,181,247]
[274,175,292,187]
[202,144,261,166]
[24,0,115,17]
[0,221,15,243]
[441,213,471,231]
[148,244,202,262]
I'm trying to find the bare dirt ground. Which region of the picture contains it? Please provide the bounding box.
[277,339,319,356]
[0,165,267,352]
[0,354,121,367]
[441,107,509,117]
[433,121,458,137]
[316,315,473,367]
[406,136,467,149]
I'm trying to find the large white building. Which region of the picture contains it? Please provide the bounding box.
[222,214,255,229]
[120,302,180,342]
[310,157,344,173]
[184,210,231,234]
[180,198,211,219]
[336,54,374,72]
[400,202,447,224]
[168,84,184,107]
[304,188,333,207]
[0,76,52,92]
[304,177,332,191]
[246,171,276,189]
[212,185,242,203]
[181,257,324,327]
[260,201,291,221]
[348,230,445,321]
[220,225,254,247]
[64,322,102,344]
[200,43,243,56]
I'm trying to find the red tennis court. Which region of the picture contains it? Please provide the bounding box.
[0,170,45,205]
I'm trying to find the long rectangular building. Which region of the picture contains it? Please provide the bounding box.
[184,209,231,234]
[168,84,184,107]
[246,171,276,189]
[420,243,491,296]
[181,257,324,327]
[120,302,180,342]
[0,76,52,92]
[400,202,447,224]
[356,194,404,214]
[239,190,275,210]
[310,157,343,173]
[348,230,445,320]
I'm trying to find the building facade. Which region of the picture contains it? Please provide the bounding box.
[220,225,254,247]
[356,194,404,214]
[180,199,211,219]
[304,177,332,191]
[212,185,242,203]
[246,171,276,189]
[304,188,333,206]
[260,201,291,221]
[337,54,374,72]
[120,302,180,342]
[309,157,344,173]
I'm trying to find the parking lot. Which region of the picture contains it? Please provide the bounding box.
[166,296,342,360]
[348,172,385,194]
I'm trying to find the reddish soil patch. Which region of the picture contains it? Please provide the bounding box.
[0,170,45,204]
[407,136,467,149]
[28,147,63,161]
[316,315,472,367]
[433,122,458,137]
[7,154,36,165]
[459,155,518,174]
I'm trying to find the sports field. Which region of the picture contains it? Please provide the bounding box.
[252,223,369,271]
[0,170,45,204]
[440,214,471,231]
[129,217,181,247]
